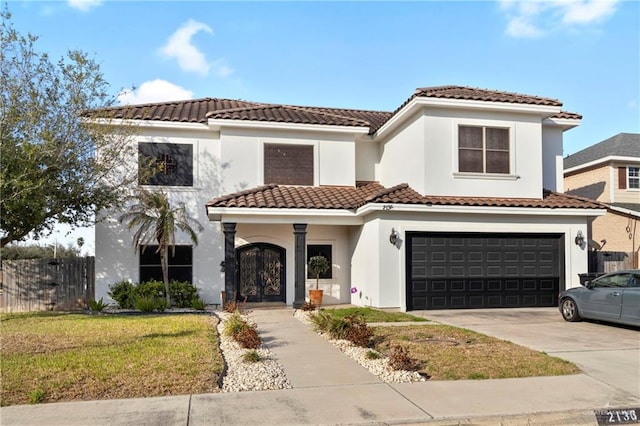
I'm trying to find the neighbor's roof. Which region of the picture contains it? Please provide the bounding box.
[206,182,604,211]
[96,86,579,135]
[564,133,640,170]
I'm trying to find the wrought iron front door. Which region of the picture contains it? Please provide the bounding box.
[237,244,285,302]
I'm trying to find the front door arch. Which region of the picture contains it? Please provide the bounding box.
[236,243,286,303]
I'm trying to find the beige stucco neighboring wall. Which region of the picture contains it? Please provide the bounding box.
[590,211,640,268]
[564,164,611,202]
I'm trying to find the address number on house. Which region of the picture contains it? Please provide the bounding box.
[595,408,639,425]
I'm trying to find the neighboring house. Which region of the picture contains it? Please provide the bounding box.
[96,85,604,311]
[564,133,640,269]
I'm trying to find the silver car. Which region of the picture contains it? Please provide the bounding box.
[559,270,640,327]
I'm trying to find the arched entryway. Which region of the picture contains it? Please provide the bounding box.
[236,243,286,302]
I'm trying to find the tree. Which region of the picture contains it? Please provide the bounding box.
[308,255,330,290]
[119,189,203,305]
[1,242,80,260]
[0,8,137,248]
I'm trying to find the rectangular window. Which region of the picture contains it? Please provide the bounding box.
[138,142,193,186]
[458,126,510,174]
[264,144,314,185]
[628,166,639,189]
[307,244,332,279]
[140,245,193,283]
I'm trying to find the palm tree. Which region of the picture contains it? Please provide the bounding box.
[120,189,203,305]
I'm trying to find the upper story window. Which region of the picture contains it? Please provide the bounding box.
[138,142,193,186]
[458,126,510,174]
[264,144,314,185]
[628,166,639,189]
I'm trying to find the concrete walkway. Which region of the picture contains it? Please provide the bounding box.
[1,307,638,425]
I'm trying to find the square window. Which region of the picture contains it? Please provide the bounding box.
[138,143,193,186]
[264,144,314,185]
[458,126,510,174]
[140,245,193,283]
[307,244,332,279]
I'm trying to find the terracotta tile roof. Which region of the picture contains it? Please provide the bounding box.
[206,184,604,211]
[413,85,563,107]
[94,85,576,135]
[550,111,582,120]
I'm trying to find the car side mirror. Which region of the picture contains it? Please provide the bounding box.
[584,281,594,289]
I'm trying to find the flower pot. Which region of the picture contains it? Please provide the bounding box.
[309,289,324,306]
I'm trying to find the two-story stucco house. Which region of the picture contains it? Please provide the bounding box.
[95,85,604,311]
[564,133,640,269]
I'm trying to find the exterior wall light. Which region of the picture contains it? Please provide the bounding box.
[389,228,400,246]
[574,230,585,247]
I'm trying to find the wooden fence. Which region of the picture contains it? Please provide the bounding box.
[0,257,95,313]
[588,251,636,273]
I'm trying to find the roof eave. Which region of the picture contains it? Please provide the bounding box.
[207,118,370,135]
[374,97,562,140]
[543,117,581,131]
[564,155,640,174]
[355,203,607,217]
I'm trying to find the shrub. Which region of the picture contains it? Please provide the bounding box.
[169,280,199,308]
[327,316,350,340]
[27,389,45,404]
[388,345,417,371]
[235,326,261,349]
[87,297,109,312]
[134,296,159,313]
[308,310,332,333]
[242,350,261,363]
[344,315,373,347]
[223,313,247,337]
[365,350,382,360]
[301,301,316,311]
[191,296,206,310]
[108,280,136,309]
[136,280,165,300]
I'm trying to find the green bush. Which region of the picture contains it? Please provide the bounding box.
[108,280,136,309]
[223,312,247,337]
[242,350,261,363]
[191,296,206,310]
[27,388,45,404]
[308,310,332,333]
[87,297,109,312]
[169,280,199,308]
[133,295,167,312]
[136,280,165,300]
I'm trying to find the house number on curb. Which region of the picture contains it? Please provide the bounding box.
[594,408,640,425]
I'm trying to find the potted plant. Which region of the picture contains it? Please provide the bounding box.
[308,255,330,306]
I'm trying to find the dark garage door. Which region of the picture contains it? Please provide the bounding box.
[407,233,564,310]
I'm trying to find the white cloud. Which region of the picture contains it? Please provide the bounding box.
[161,19,214,76]
[499,0,618,38]
[117,79,193,105]
[67,0,102,12]
[628,100,638,109]
[561,0,617,24]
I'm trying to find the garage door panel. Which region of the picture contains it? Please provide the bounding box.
[407,233,563,310]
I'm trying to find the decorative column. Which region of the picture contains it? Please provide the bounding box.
[222,223,237,302]
[293,223,307,308]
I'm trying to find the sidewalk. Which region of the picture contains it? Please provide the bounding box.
[1,307,638,425]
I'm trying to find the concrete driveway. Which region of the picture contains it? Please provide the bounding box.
[413,307,640,398]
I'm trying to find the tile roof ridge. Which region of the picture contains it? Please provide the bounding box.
[416,85,562,104]
[543,189,606,208]
[206,184,278,206]
[282,104,372,127]
[363,183,410,203]
[104,97,257,110]
[204,103,282,117]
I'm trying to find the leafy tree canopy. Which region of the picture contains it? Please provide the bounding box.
[0,7,137,248]
[1,243,81,260]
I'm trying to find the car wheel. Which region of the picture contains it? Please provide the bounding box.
[561,298,581,322]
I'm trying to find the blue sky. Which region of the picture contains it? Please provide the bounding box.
[7,0,640,252]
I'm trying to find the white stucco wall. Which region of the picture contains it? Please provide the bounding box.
[95,127,226,305]
[220,128,356,189]
[541,126,564,192]
[350,210,590,311]
[378,109,546,199]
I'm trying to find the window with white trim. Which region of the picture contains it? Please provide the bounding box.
[628,166,639,189]
[458,126,510,174]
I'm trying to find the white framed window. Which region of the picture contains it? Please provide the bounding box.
[458,125,510,174]
[628,166,639,190]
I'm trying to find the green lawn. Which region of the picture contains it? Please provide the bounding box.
[320,306,427,322]
[1,312,223,406]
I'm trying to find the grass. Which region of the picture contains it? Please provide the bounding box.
[320,306,427,323]
[1,312,224,406]
[372,325,580,380]
[316,308,578,379]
